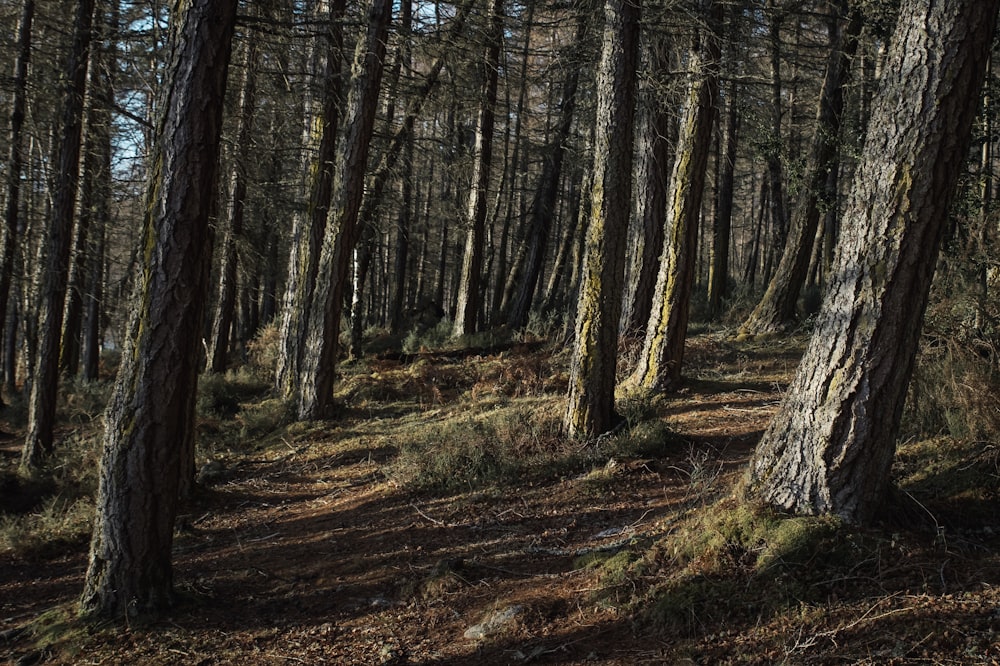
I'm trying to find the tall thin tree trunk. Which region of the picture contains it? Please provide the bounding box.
[209,37,259,373]
[388,1,414,333]
[625,0,722,393]
[297,0,392,419]
[563,0,640,438]
[274,0,346,397]
[765,0,788,259]
[22,0,95,470]
[79,1,117,383]
[508,11,588,330]
[708,76,739,317]
[0,0,35,400]
[739,1,861,338]
[621,32,673,337]
[81,224,105,381]
[453,0,504,337]
[541,166,583,314]
[489,3,533,323]
[348,2,470,352]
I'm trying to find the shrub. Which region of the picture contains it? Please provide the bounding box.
[904,336,1000,442]
[385,402,575,493]
[403,318,453,353]
[196,370,270,419]
[246,323,281,381]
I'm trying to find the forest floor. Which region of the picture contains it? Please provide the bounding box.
[2,329,1000,665]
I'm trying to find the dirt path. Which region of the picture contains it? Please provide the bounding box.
[1,335,795,664]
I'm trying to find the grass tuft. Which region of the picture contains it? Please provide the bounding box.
[384,400,578,493]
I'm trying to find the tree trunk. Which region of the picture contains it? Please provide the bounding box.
[297,0,392,419]
[0,0,35,400]
[452,0,504,337]
[388,1,414,333]
[79,0,237,619]
[66,2,117,381]
[625,0,721,394]
[746,0,999,525]
[561,125,595,343]
[764,0,788,262]
[621,32,673,338]
[739,1,860,338]
[563,0,641,439]
[708,76,738,317]
[347,1,470,353]
[81,224,105,381]
[209,37,259,373]
[21,0,95,470]
[541,166,583,315]
[508,12,588,331]
[274,0,346,398]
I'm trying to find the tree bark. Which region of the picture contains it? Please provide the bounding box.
[297,0,392,419]
[79,0,237,619]
[21,0,95,470]
[746,0,999,525]
[0,0,35,400]
[625,0,721,394]
[739,1,860,338]
[563,0,640,439]
[209,37,259,373]
[452,0,504,337]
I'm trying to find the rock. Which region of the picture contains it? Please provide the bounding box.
[463,604,524,640]
[197,460,226,485]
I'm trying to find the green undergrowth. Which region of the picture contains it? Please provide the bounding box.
[382,393,684,495]
[582,430,1000,642]
[196,369,272,419]
[0,428,101,559]
[383,398,574,493]
[894,435,1000,531]
[582,498,905,636]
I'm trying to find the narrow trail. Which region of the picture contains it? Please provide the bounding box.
[2,333,794,664]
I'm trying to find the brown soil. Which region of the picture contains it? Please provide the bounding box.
[2,333,999,665]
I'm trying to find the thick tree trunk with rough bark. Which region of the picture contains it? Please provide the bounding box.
[563,0,640,439]
[79,0,237,620]
[746,0,999,525]
[297,0,391,419]
[625,0,721,394]
[21,0,95,470]
[739,1,860,338]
